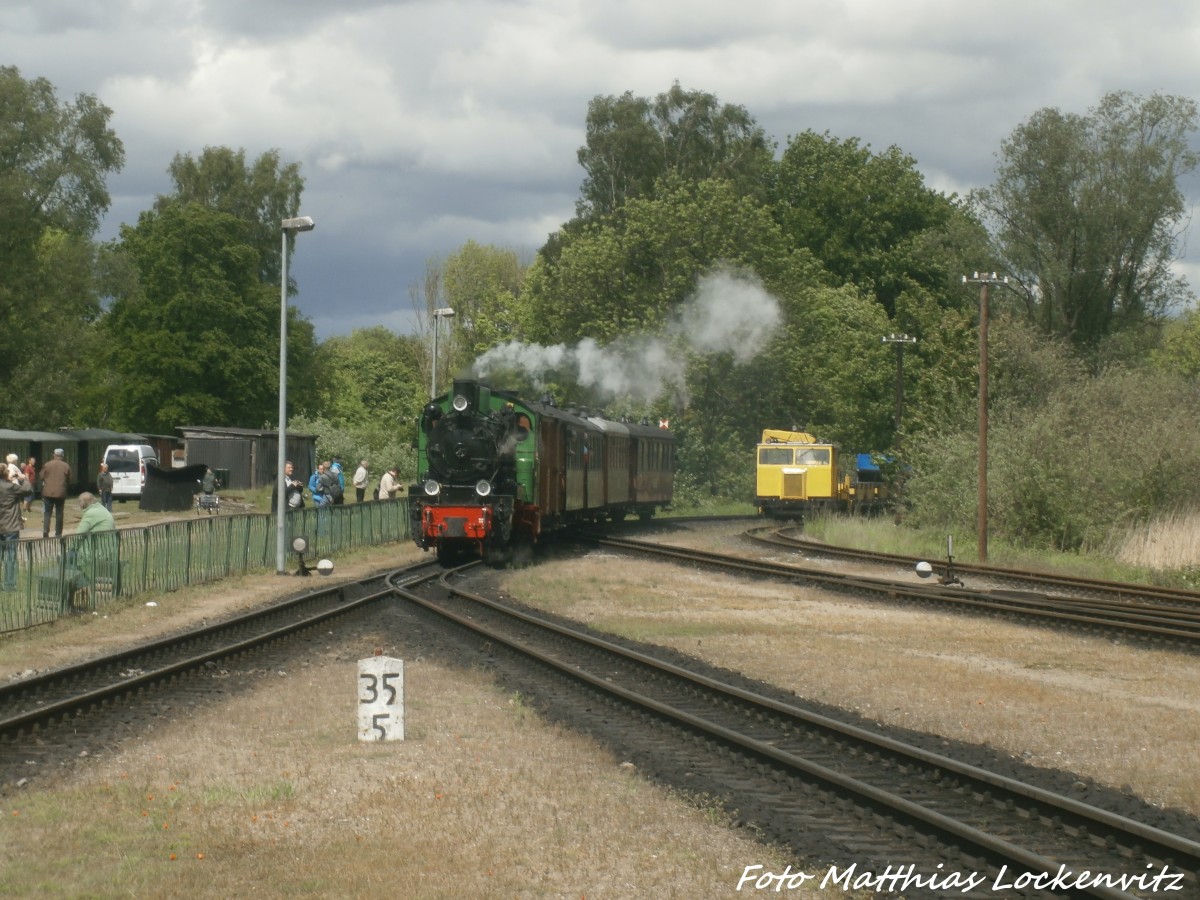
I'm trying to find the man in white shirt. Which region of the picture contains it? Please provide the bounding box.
[352,459,369,503]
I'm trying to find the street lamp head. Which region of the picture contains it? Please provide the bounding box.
[433,307,455,318]
[281,216,315,232]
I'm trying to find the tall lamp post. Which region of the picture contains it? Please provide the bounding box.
[276,216,315,575]
[963,271,1007,562]
[881,333,917,524]
[430,307,455,397]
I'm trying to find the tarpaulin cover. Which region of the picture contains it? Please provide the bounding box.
[140,463,209,511]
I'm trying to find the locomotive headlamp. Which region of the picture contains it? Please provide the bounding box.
[453,394,469,412]
[423,479,441,497]
[475,480,492,498]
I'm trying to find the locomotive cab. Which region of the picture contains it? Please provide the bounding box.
[754,428,836,518]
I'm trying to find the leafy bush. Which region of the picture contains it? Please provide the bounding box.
[905,336,1200,552]
[290,413,417,487]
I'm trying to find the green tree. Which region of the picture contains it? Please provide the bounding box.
[159,146,305,287]
[525,175,822,347]
[576,82,774,218]
[773,131,964,317]
[522,175,866,498]
[973,91,1199,348]
[1151,309,1200,377]
[101,201,316,432]
[313,326,426,428]
[8,230,108,428]
[441,241,526,366]
[768,284,896,450]
[898,316,1200,551]
[0,67,124,238]
[0,67,123,419]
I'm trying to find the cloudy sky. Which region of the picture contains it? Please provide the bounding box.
[6,0,1200,339]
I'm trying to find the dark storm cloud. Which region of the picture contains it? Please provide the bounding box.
[3,0,1199,338]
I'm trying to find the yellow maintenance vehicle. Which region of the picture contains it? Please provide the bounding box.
[754,429,886,518]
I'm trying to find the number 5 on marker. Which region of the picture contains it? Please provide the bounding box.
[357,656,404,741]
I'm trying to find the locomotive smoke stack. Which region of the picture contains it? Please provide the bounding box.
[452,378,482,411]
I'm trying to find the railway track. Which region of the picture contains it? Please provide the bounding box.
[400,564,1200,899]
[753,526,1200,608]
[5,547,1199,897]
[0,567,421,746]
[594,533,1200,648]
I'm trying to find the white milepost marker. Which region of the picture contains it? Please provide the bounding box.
[357,655,404,741]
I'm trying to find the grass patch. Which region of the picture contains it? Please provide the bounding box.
[664,500,759,518]
[803,514,1176,585]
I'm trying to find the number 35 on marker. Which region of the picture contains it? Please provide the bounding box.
[357,656,404,742]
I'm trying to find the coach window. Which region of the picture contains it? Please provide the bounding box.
[796,448,830,465]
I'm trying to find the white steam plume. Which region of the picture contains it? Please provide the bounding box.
[472,269,782,405]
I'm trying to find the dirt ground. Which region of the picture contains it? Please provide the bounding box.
[1,533,815,899]
[2,519,1197,898]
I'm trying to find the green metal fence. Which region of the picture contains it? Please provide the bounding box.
[0,500,412,632]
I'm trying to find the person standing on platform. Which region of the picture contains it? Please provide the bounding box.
[378,466,400,500]
[352,459,369,503]
[1,465,31,591]
[96,462,114,512]
[22,457,36,512]
[271,460,305,510]
[39,449,71,539]
[308,462,328,506]
[328,457,346,505]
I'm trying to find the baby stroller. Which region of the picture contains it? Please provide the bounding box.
[196,469,221,515]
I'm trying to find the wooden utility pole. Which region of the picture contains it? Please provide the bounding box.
[881,333,916,524]
[963,272,1007,562]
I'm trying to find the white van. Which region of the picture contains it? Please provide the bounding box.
[103,444,159,500]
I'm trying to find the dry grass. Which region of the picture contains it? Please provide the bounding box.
[806,512,1200,585]
[3,652,798,898]
[505,537,1200,816]
[1,542,816,899]
[5,522,1197,897]
[1109,507,1200,570]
